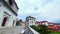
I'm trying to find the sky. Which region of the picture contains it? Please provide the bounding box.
[15,0,60,23]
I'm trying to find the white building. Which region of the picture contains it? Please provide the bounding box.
[0,0,18,27]
[35,21,48,26]
[26,16,36,26]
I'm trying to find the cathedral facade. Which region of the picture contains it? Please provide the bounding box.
[0,0,18,27]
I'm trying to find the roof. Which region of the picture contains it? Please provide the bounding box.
[26,16,36,19]
[36,21,48,23]
[48,22,60,25]
[21,22,25,23]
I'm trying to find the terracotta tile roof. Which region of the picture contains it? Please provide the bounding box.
[36,21,48,23]
[48,22,60,25]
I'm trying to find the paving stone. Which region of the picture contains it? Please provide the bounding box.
[0,26,24,34]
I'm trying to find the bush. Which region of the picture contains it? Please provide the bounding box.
[30,25,39,32]
[30,25,51,34]
[16,21,20,26]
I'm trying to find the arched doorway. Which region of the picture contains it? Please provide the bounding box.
[2,17,7,26]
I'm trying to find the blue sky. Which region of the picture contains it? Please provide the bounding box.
[15,0,60,23]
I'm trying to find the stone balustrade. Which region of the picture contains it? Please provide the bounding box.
[28,27,39,34]
[24,26,39,34]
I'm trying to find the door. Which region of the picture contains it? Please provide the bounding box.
[2,17,7,26]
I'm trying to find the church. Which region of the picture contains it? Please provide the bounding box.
[0,0,18,27]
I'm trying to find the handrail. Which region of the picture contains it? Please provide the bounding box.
[25,26,39,34]
[28,26,39,34]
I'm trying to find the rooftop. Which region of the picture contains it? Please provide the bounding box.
[36,21,48,23]
[26,16,36,19]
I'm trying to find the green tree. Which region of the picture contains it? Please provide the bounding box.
[19,19,22,22]
[16,21,20,26]
[30,25,51,34]
[38,25,51,34]
[16,19,22,26]
[30,25,39,32]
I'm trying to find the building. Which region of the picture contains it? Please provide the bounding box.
[26,16,36,26]
[20,21,25,28]
[48,23,60,32]
[35,21,60,32]
[35,21,48,26]
[20,22,25,26]
[0,0,18,27]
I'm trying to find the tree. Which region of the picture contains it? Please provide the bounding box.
[19,19,22,22]
[30,25,39,32]
[38,25,51,34]
[16,21,20,26]
[30,25,51,34]
[16,19,22,26]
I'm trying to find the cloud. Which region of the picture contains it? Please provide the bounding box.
[15,0,60,22]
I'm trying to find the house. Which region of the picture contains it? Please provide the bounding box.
[20,21,25,28]
[26,16,36,26]
[35,21,48,26]
[48,23,60,32]
[0,0,18,27]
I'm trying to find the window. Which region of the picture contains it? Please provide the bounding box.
[9,0,13,5]
[13,20,15,26]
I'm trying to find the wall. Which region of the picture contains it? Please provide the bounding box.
[4,0,18,14]
[26,18,35,26]
[0,1,17,27]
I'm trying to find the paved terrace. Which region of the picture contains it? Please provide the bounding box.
[0,26,25,34]
[0,26,39,34]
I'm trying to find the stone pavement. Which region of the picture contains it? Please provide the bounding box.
[0,26,25,34]
[0,26,39,34]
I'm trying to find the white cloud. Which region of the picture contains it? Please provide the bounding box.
[15,0,60,22]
